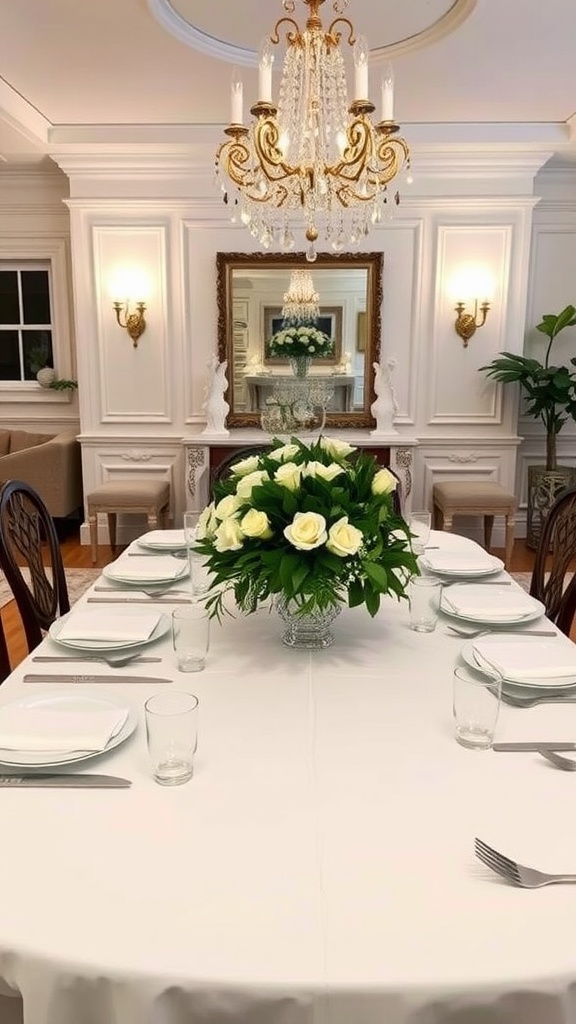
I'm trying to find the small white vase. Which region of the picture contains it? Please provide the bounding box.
[36,367,56,388]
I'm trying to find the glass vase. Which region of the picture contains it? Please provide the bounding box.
[276,596,341,649]
[260,378,327,437]
[289,355,312,378]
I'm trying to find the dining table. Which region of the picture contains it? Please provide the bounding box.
[1,529,576,1024]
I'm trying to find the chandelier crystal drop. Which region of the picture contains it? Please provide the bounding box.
[216,0,411,261]
[281,270,320,323]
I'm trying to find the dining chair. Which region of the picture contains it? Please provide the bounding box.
[529,484,576,636]
[210,446,269,494]
[0,613,11,682]
[0,479,70,653]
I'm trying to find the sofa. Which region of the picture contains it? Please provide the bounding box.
[0,429,83,518]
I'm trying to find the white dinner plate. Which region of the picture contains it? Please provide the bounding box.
[0,693,135,768]
[419,554,504,579]
[461,637,576,690]
[49,610,170,652]
[102,560,189,586]
[137,530,186,552]
[441,585,545,626]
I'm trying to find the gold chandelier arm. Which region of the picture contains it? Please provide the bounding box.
[271,17,301,44]
[326,17,355,45]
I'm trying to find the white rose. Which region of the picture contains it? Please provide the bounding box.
[230,455,261,477]
[326,516,363,557]
[214,517,244,552]
[196,502,216,540]
[319,437,357,459]
[302,460,344,482]
[268,443,300,463]
[274,462,302,491]
[284,511,327,551]
[214,493,242,520]
[235,470,269,499]
[241,508,273,540]
[372,468,398,496]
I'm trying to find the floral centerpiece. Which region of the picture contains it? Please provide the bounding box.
[195,436,418,646]
[267,321,333,378]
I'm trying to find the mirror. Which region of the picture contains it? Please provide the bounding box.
[216,251,383,429]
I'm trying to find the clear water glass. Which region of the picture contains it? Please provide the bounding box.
[145,691,199,786]
[409,576,442,632]
[453,667,502,750]
[409,511,432,555]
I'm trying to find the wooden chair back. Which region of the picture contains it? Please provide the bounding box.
[0,480,70,652]
[530,485,576,635]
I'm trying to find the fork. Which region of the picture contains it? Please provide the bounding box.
[474,837,576,887]
[94,586,191,598]
[538,749,576,771]
[501,689,576,708]
[446,625,557,638]
[32,654,162,668]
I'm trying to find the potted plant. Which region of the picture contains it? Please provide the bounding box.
[480,303,576,546]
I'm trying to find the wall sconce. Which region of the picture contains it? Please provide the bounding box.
[113,300,147,347]
[454,299,490,347]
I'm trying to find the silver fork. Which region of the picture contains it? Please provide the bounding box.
[32,654,162,668]
[475,837,576,887]
[94,586,191,598]
[538,749,576,771]
[501,689,576,708]
[446,625,557,638]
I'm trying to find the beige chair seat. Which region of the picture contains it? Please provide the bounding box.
[87,481,170,564]
[432,481,517,567]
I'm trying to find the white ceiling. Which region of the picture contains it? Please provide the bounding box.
[0,0,575,167]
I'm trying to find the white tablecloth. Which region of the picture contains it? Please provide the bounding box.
[1,532,576,1024]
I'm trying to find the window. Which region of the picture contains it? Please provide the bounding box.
[0,264,54,381]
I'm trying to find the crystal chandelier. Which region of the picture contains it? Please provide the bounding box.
[216,0,411,261]
[281,270,320,324]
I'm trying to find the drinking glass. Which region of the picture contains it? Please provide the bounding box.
[409,511,432,555]
[453,667,502,750]
[183,510,211,595]
[172,604,210,672]
[408,576,442,632]
[145,691,199,786]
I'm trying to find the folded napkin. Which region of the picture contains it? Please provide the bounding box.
[108,556,187,582]
[138,529,186,548]
[57,609,161,643]
[0,705,129,752]
[442,585,536,620]
[473,637,576,681]
[422,551,503,575]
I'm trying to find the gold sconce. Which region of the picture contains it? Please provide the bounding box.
[454,299,490,347]
[113,300,147,347]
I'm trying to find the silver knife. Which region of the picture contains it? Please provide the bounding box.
[0,774,131,788]
[23,673,172,684]
[493,742,576,751]
[88,597,192,604]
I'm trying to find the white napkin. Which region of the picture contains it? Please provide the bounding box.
[138,530,186,548]
[108,556,187,582]
[422,551,503,574]
[442,585,536,620]
[57,609,161,643]
[473,637,576,681]
[0,706,129,752]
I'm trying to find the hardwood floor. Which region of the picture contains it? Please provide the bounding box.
[0,523,542,673]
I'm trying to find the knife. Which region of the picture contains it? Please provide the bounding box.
[32,656,162,664]
[0,774,131,788]
[23,673,172,684]
[493,742,576,751]
[88,597,192,604]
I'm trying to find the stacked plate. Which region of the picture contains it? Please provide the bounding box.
[462,634,576,697]
[103,555,189,587]
[441,583,544,626]
[0,693,135,768]
[49,608,170,655]
[420,549,504,580]
[136,529,186,552]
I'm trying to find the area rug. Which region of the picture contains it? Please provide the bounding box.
[511,572,531,593]
[0,567,101,611]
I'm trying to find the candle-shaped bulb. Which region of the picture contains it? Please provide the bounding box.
[381,64,394,121]
[353,35,369,100]
[230,67,243,124]
[259,37,274,103]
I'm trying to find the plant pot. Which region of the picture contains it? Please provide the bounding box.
[36,367,56,388]
[526,465,576,550]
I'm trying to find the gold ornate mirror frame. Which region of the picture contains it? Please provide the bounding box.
[216,251,383,429]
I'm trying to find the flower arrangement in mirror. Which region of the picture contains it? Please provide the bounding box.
[267,323,333,360]
[195,436,418,624]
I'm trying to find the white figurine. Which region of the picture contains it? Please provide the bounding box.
[202,356,230,436]
[370,359,398,436]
